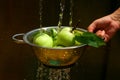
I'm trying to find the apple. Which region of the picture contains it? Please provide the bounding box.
[33,33,53,47]
[56,27,75,46]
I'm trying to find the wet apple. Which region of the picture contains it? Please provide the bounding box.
[33,33,53,47]
[56,27,75,47]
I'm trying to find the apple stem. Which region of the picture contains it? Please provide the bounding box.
[71,20,80,32]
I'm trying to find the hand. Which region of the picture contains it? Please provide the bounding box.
[88,12,120,42]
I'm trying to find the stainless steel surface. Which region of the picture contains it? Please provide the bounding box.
[12,26,87,67]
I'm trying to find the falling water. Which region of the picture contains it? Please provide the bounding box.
[39,0,43,28]
[36,63,71,80]
[57,0,65,29]
[48,68,71,80]
[69,0,73,27]
[24,0,75,80]
[36,63,50,80]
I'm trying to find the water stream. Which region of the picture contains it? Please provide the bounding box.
[25,0,74,80]
[36,62,71,80]
[39,0,43,28]
[69,0,73,27]
[36,0,73,80]
[57,0,65,30]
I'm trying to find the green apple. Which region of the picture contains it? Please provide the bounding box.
[56,27,75,46]
[33,33,53,48]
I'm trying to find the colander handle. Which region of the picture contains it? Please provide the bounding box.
[12,33,25,44]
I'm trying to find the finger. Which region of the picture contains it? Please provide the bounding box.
[96,30,110,42]
[96,30,105,39]
[87,22,97,33]
[103,34,109,42]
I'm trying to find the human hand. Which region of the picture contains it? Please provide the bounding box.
[88,14,120,42]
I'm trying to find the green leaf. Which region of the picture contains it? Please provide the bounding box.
[46,28,58,39]
[75,32,106,48]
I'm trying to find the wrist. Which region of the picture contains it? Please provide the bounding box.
[110,8,120,29]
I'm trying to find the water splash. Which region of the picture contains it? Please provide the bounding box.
[36,62,71,80]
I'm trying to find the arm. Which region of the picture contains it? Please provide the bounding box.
[110,7,120,28]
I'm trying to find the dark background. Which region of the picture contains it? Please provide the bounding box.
[0,0,120,80]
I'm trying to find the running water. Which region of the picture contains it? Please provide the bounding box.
[57,0,65,29]
[26,0,74,80]
[39,0,43,28]
[36,63,71,80]
[69,0,73,27]
[48,67,71,80]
